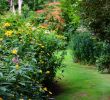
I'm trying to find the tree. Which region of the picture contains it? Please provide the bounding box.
[80,0,110,41]
[8,0,23,15]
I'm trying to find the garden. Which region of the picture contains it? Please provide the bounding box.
[1,0,110,100]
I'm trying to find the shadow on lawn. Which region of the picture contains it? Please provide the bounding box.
[49,81,65,96]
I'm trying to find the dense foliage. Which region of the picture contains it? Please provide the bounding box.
[71,32,96,64]
[0,0,9,14]
[36,2,65,33]
[60,0,80,40]
[71,31,110,72]
[80,0,110,41]
[0,13,66,99]
[96,41,110,73]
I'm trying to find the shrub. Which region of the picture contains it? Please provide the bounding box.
[96,55,110,73]
[71,32,95,64]
[95,41,110,72]
[36,2,65,33]
[0,13,66,99]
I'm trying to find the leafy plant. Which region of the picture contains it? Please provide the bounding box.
[71,32,95,64]
[60,0,81,40]
[0,13,66,99]
[95,41,110,72]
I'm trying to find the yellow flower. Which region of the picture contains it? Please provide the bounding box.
[49,91,52,94]
[0,97,3,100]
[0,38,3,41]
[46,71,50,74]
[39,70,42,74]
[41,45,45,48]
[5,30,13,37]
[19,99,24,100]
[4,22,11,27]
[11,49,17,54]
[16,64,19,70]
[43,87,48,91]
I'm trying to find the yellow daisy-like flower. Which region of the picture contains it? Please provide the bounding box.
[11,49,17,55]
[16,64,19,70]
[4,22,11,27]
[43,87,48,91]
[5,30,13,37]
[46,71,50,74]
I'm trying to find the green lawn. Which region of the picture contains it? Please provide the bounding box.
[55,50,110,100]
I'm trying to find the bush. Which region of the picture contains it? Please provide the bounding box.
[0,13,66,99]
[36,2,65,33]
[96,55,110,73]
[71,32,95,64]
[95,41,110,72]
[80,0,110,41]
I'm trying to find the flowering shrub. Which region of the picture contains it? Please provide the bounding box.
[0,14,66,99]
[36,2,65,32]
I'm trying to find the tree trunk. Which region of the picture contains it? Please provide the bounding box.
[18,0,23,15]
[9,0,16,15]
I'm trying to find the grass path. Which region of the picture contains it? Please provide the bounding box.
[55,50,110,100]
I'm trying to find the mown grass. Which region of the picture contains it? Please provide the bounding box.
[55,50,110,100]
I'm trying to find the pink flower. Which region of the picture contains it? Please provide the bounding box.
[12,57,19,64]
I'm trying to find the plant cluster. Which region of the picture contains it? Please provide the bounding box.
[0,13,66,100]
[60,0,81,40]
[36,2,65,33]
[71,32,95,64]
[71,31,110,72]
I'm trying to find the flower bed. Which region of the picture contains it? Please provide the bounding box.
[0,14,66,100]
